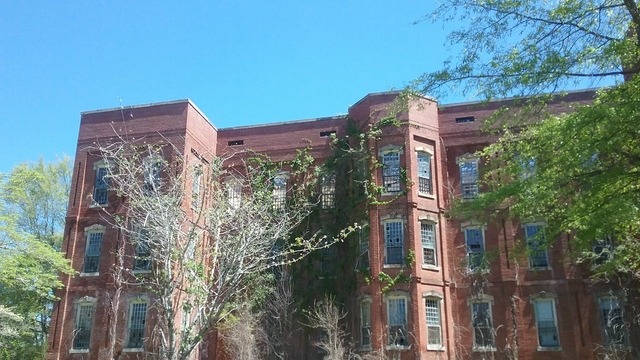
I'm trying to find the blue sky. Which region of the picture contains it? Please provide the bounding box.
[2,1,457,172]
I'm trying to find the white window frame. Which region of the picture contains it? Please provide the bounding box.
[359,296,372,350]
[382,217,405,267]
[357,223,370,270]
[593,236,614,266]
[273,172,289,210]
[191,164,202,209]
[457,155,479,199]
[463,225,486,272]
[468,294,495,351]
[524,223,549,269]
[320,172,336,209]
[81,224,105,276]
[226,176,243,209]
[379,145,403,194]
[598,295,628,347]
[420,218,438,269]
[92,160,112,206]
[143,155,163,193]
[530,293,561,351]
[416,148,433,196]
[423,291,443,351]
[70,296,96,353]
[386,292,409,349]
[125,298,148,351]
[132,226,151,273]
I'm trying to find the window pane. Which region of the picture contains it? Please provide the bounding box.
[388,298,407,346]
[361,301,371,347]
[385,221,404,265]
[534,300,559,347]
[73,303,95,349]
[84,232,103,273]
[93,167,109,205]
[472,303,494,348]
[127,303,147,348]
[425,299,442,347]
[460,160,478,199]
[465,228,484,270]
[321,173,336,209]
[417,152,432,194]
[273,176,287,210]
[599,297,626,345]
[525,224,548,267]
[421,223,436,266]
[383,152,401,192]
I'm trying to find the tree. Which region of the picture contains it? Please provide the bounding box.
[417,2,640,353]
[97,140,353,360]
[0,158,74,359]
[417,0,640,273]
[416,0,640,100]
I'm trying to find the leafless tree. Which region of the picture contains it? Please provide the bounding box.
[96,138,345,360]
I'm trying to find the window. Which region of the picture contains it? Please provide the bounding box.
[459,158,479,199]
[593,236,614,265]
[227,178,242,208]
[72,299,95,350]
[421,222,437,267]
[382,151,401,193]
[417,151,432,195]
[143,156,162,193]
[360,298,372,349]
[472,302,495,350]
[93,161,110,205]
[357,224,370,270]
[525,223,548,268]
[126,301,148,349]
[320,172,336,209]
[520,157,536,180]
[191,166,202,208]
[384,220,404,265]
[455,116,475,123]
[464,227,485,271]
[273,173,287,210]
[425,297,442,349]
[532,298,560,348]
[83,225,105,274]
[598,296,627,346]
[387,295,408,347]
[133,227,151,272]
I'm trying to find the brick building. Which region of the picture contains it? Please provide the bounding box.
[47,90,635,359]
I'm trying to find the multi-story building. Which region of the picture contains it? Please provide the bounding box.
[47,90,635,360]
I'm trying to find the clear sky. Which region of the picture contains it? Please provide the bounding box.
[1,1,461,173]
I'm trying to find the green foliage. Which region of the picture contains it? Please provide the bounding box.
[0,158,74,359]
[452,77,640,277]
[416,0,640,100]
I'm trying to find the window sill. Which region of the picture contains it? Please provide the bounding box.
[422,265,440,271]
[383,264,404,269]
[386,345,411,351]
[427,346,445,351]
[473,347,496,352]
[528,266,552,271]
[132,270,152,274]
[358,346,372,352]
[381,191,402,197]
[537,346,562,352]
[70,349,89,353]
[418,193,435,199]
[89,203,108,208]
[79,272,99,277]
[123,348,144,352]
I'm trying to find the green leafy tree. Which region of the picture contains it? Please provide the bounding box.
[416,0,640,274]
[0,159,74,359]
[417,0,640,99]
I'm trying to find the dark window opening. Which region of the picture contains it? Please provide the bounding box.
[228,140,244,146]
[455,116,475,123]
[320,130,336,137]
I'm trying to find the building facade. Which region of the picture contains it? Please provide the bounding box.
[47,91,635,359]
